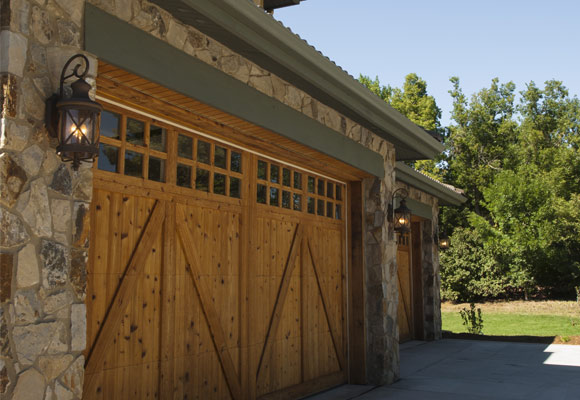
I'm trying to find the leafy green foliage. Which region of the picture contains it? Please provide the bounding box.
[447,77,519,216]
[442,79,580,300]
[440,227,508,301]
[358,72,444,180]
[359,72,580,300]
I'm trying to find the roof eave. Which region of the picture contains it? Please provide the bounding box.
[395,162,466,206]
[150,0,445,160]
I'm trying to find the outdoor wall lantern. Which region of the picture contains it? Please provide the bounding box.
[45,54,102,170]
[438,231,450,250]
[389,188,411,234]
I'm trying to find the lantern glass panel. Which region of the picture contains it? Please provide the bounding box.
[61,108,96,145]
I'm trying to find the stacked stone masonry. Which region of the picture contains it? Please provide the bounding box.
[0,0,441,397]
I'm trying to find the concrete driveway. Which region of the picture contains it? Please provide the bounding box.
[306,339,580,399]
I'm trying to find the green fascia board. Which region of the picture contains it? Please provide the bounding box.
[84,4,384,178]
[396,197,433,220]
[395,162,466,206]
[149,0,444,161]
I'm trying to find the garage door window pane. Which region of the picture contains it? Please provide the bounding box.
[282,190,291,209]
[230,177,241,198]
[294,172,302,189]
[197,140,211,164]
[148,157,165,182]
[177,164,191,188]
[317,199,324,216]
[214,173,226,195]
[326,202,333,218]
[231,151,242,173]
[258,160,267,180]
[282,168,291,186]
[126,118,145,146]
[317,179,325,196]
[98,143,119,172]
[124,150,143,177]
[100,111,120,139]
[327,182,334,199]
[257,184,267,204]
[335,204,342,220]
[307,197,315,214]
[293,193,302,211]
[336,186,342,201]
[308,176,315,193]
[214,146,227,169]
[196,168,210,192]
[270,187,279,206]
[178,134,193,159]
[270,164,279,183]
[150,125,166,152]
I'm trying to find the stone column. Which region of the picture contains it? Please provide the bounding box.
[0,1,92,398]
[421,204,442,341]
[363,144,399,385]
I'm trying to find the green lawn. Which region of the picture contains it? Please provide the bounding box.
[442,312,580,337]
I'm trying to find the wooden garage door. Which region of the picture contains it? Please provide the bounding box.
[397,234,413,343]
[84,102,348,399]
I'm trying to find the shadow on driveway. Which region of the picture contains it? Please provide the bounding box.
[306,339,580,399]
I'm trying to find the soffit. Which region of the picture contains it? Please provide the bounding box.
[97,61,371,182]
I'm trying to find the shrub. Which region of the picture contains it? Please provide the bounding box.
[459,303,484,335]
[440,227,507,302]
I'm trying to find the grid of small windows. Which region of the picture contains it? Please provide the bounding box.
[256,160,345,220]
[97,108,243,199]
[98,110,168,183]
[175,133,243,199]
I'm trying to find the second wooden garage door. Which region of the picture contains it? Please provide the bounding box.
[83,102,348,399]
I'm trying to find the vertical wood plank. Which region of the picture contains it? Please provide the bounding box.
[300,229,307,384]
[241,152,255,399]
[159,201,176,398]
[411,221,424,340]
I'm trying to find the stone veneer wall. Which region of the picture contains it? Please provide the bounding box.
[1,0,96,397]
[0,0,440,397]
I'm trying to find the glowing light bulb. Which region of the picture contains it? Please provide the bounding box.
[70,124,88,140]
[398,217,407,225]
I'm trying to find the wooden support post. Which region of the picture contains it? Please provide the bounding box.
[348,181,365,384]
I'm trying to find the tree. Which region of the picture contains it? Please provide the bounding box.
[359,73,444,179]
[447,77,518,217]
[444,79,580,299]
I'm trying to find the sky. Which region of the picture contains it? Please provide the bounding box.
[274,0,580,126]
